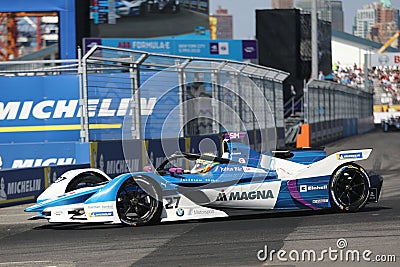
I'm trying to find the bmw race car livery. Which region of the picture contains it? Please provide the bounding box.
[25,134,383,226]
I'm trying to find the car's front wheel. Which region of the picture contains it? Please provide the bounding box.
[116,176,162,226]
[330,163,370,212]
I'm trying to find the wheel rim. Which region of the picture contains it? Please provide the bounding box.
[333,167,368,209]
[116,179,159,225]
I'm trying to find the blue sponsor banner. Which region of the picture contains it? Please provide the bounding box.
[146,138,186,168]
[83,38,258,61]
[0,167,43,207]
[91,140,143,178]
[0,142,90,170]
[0,75,80,143]
[0,71,180,143]
[0,164,89,208]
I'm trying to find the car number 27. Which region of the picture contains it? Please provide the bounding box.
[165,196,181,209]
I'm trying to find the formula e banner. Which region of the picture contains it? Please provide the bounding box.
[84,38,258,61]
[0,71,179,143]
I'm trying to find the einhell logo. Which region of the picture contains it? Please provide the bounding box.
[216,189,274,201]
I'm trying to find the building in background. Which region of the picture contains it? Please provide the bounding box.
[209,7,233,39]
[272,0,293,9]
[330,1,344,32]
[332,29,399,68]
[353,1,399,49]
[296,0,344,31]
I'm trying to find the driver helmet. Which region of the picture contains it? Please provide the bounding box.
[191,153,218,174]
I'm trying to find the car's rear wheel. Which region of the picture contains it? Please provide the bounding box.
[330,163,370,212]
[116,176,162,226]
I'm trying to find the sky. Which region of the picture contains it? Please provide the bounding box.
[210,0,400,39]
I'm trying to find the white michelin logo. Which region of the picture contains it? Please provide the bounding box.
[0,177,7,200]
[99,154,104,171]
[0,155,2,169]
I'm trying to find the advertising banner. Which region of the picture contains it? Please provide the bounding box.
[0,163,89,208]
[0,142,90,170]
[0,75,80,143]
[146,138,186,169]
[0,71,180,143]
[90,140,143,177]
[83,38,258,61]
[369,53,400,67]
[0,167,43,207]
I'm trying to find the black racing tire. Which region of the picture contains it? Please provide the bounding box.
[65,175,107,192]
[329,163,370,212]
[116,176,162,226]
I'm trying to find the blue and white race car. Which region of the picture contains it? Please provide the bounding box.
[25,134,383,226]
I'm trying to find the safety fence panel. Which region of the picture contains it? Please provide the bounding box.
[82,45,289,151]
[303,80,374,146]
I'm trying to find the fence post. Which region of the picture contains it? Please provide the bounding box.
[79,46,89,143]
[304,80,309,124]
[129,55,140,139]
[177,59,190,137]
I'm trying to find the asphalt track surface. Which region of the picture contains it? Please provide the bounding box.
[0,130,399,267]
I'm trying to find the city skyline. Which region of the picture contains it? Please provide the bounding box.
[210,0,400,39]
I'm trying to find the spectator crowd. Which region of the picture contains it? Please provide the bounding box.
[318,62,400,105]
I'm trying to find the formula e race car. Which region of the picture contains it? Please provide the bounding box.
[381,116,400,132]
[25,134,383,226]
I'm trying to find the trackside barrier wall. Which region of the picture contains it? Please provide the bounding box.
[302,80,374,146]
[0,164,89,208]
